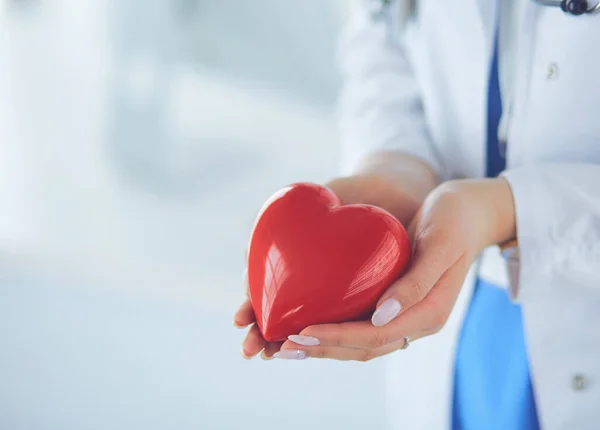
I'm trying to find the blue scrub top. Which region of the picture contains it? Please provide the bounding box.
[451,34,541,430]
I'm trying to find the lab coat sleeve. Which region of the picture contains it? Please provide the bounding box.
[502,163,600,298]
[337,0,446,177]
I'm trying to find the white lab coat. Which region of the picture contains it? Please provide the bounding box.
[338,1,600,429]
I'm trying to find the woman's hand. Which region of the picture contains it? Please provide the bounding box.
[271,178,516,361]
[233,153,439,359]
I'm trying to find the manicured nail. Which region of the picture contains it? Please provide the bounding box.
[288,335,320,346]
[371,298,402,326]
[260,350,274,361]
[241,348,252,360]
[273,349,307,360]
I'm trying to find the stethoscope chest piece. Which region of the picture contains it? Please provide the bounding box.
[535,0,600,14]
[562,0,591,14]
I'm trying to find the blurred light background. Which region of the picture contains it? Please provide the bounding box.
[0,1,391,429]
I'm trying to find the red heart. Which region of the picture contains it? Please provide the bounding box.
[247,182,411,342]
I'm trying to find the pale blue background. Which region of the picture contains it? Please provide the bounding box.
[0,1,390,429]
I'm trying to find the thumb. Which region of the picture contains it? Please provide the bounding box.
[371,237,451,327]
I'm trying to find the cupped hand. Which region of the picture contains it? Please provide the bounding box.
[234,166,435,359]
[272,178,516,361]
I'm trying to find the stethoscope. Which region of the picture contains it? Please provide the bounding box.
[374,0,600,16]
[535,0,600,15]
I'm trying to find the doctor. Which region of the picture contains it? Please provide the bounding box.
[235,0,600,428]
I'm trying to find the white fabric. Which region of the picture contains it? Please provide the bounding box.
[338,1,600,429]
[478,245,509,287]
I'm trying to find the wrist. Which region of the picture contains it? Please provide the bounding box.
[355,151,440,203]
[326,173,423,226]
[330,151,440,226]
[434,178,516,252]
[463,178,517,249]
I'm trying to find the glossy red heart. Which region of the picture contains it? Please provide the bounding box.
[247,182,411,342]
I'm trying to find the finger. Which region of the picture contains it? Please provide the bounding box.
[276,336,419,361]
[366,253,470,345]
[233,299,255,328]
[406,210,422,244]
[285,254,470,350]
[241,323,266,359]
[261,342,284,360]
[234,268,255,328]
[371,234,464,327]
[287,320,397,350]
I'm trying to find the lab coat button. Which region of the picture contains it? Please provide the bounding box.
[546,63,559,80]
[572,374,588,391]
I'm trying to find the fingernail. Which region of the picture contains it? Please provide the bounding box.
[242,268,248,287]
[288,335,320,346]
[241,349,252,360]
[273,349,307,360]
[260,350,274,361]
[371,298,402,327]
